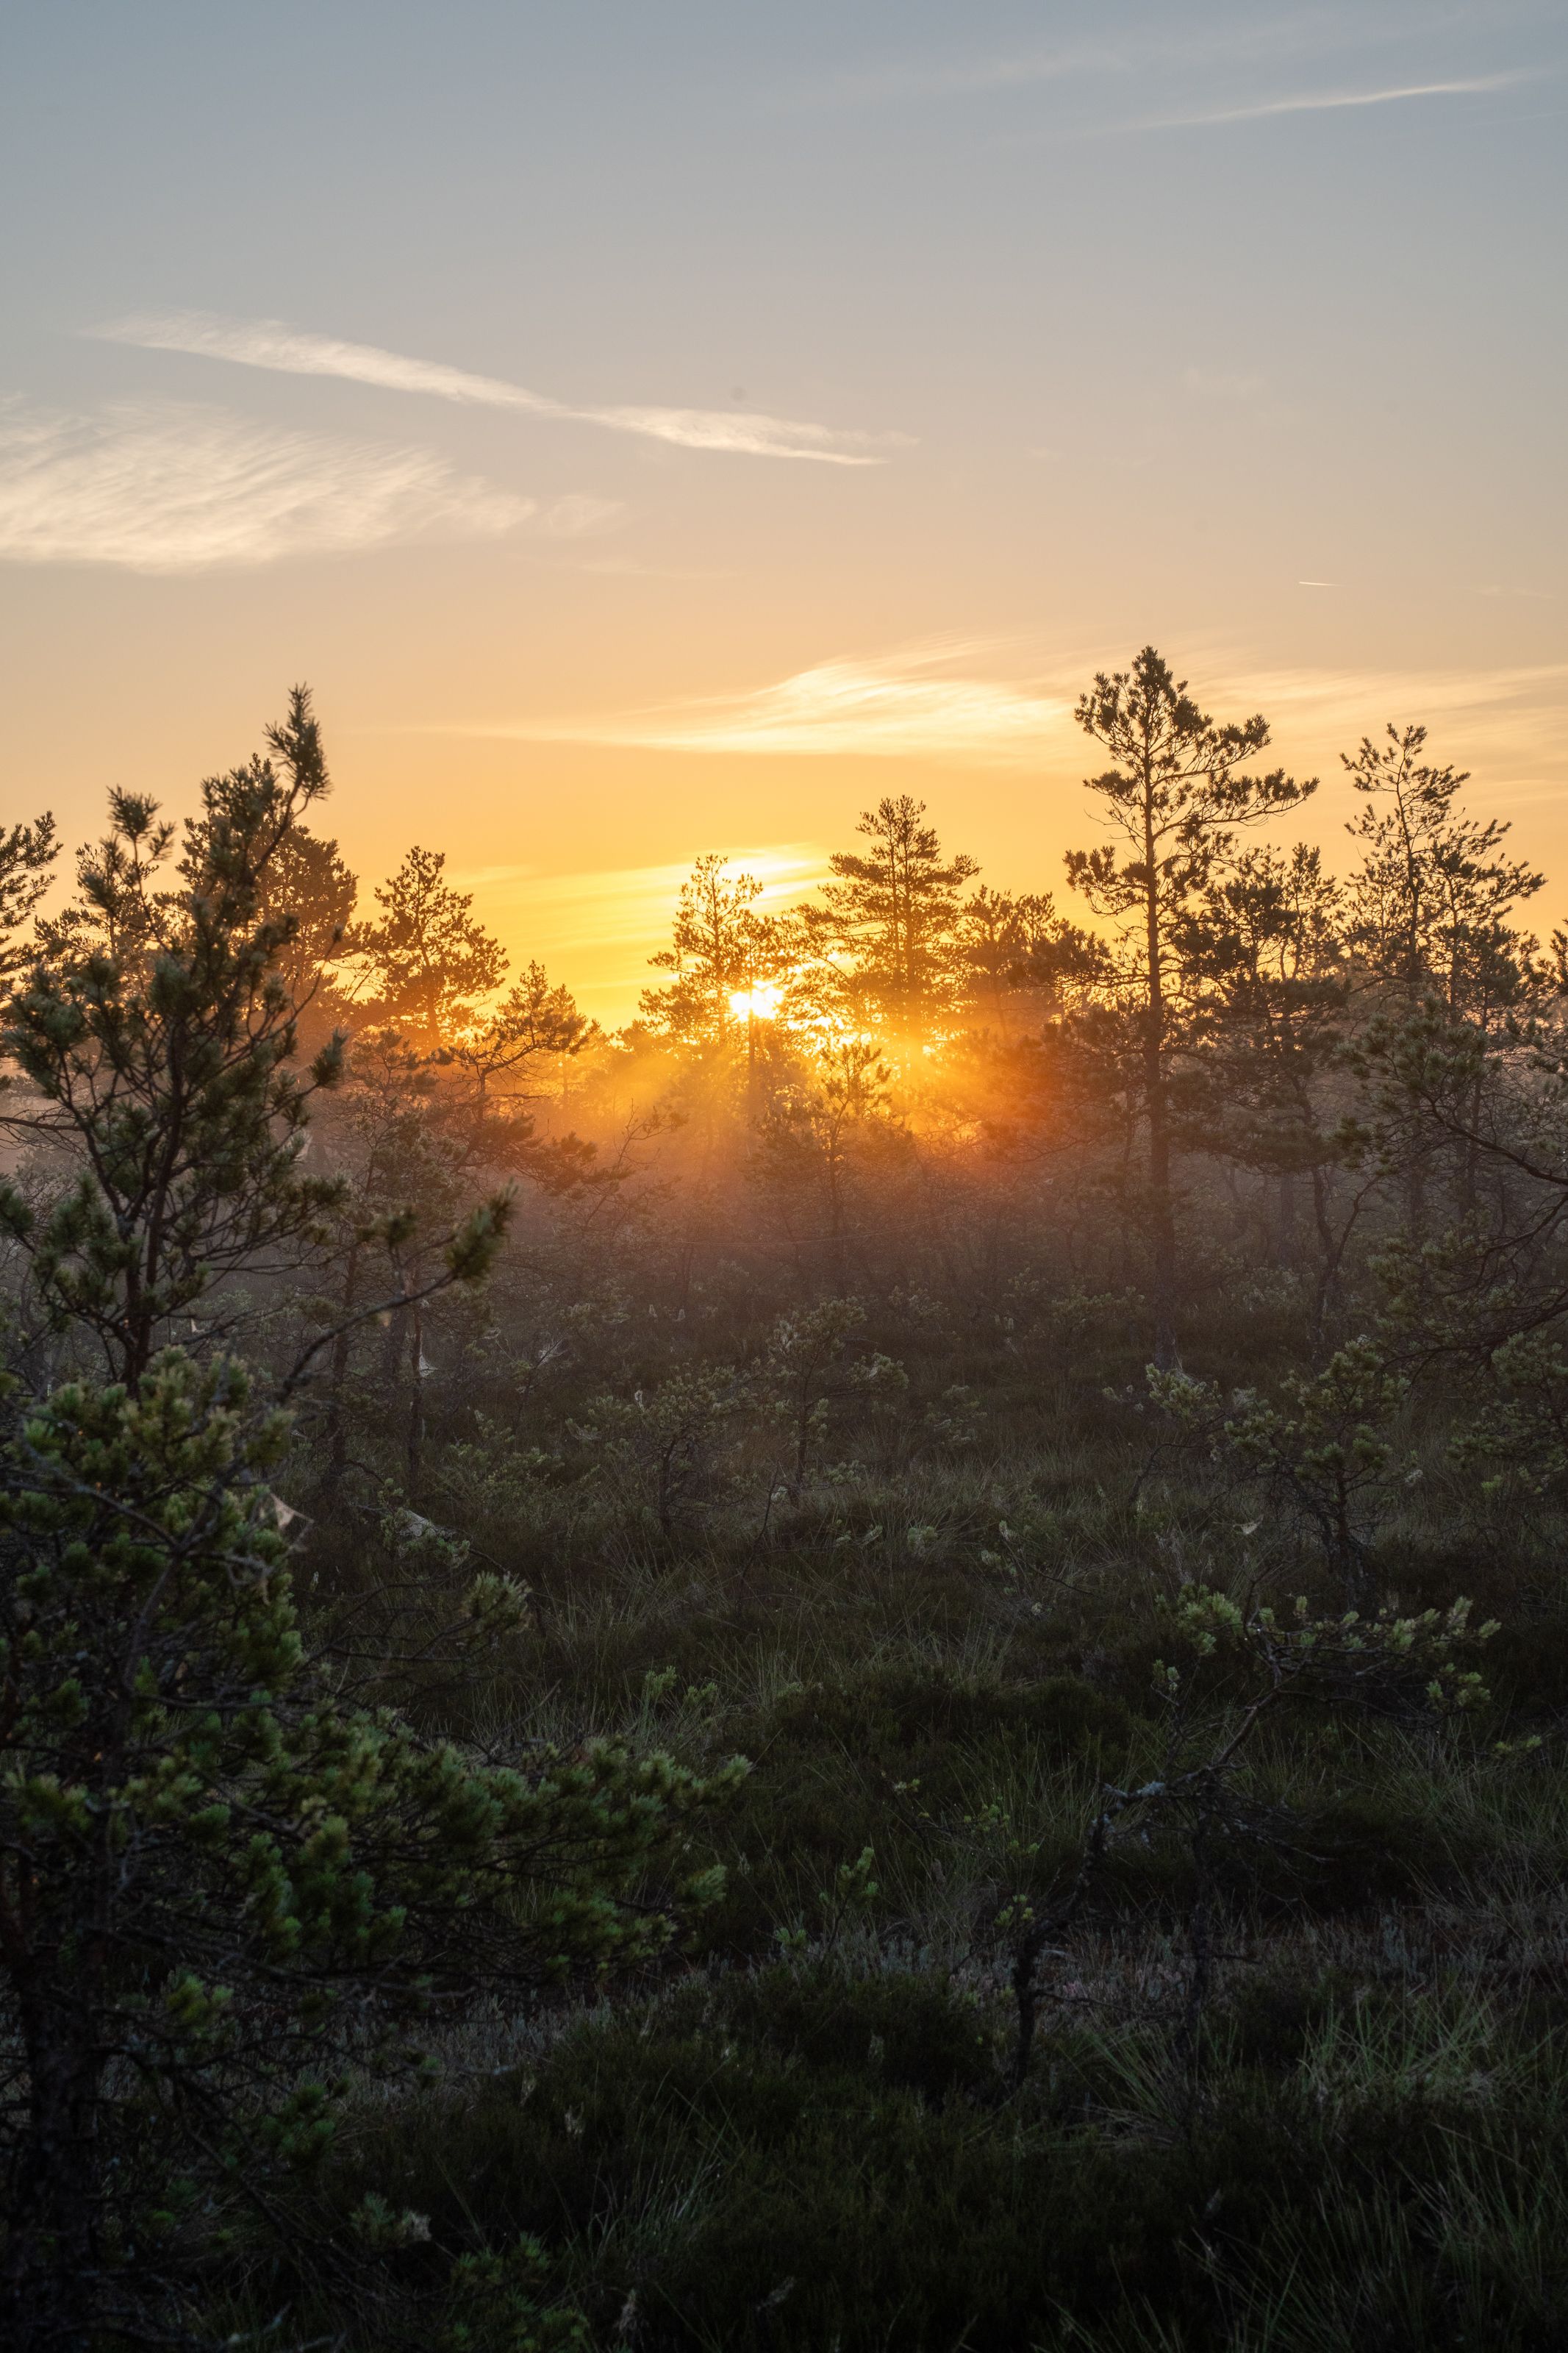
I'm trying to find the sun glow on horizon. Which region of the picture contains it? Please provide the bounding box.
[728,982,782,1022]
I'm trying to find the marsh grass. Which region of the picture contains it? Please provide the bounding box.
[211,1290,1568,2349]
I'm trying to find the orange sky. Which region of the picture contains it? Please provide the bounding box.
[2,4,1564,1021]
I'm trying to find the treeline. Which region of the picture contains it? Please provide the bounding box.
[154,642,1561,1379]
[3,653,1568,2349]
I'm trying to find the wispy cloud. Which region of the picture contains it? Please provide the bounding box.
[813,15,1532,110]
[1146,70,1531,129]
[92,312,905,468]
[812,11,1360,105]
[1207,657,1568,799]
[455,644,1067,764]
[427,643,1568,794]
[1233,657,1568,722]
[537,495,626,538]
[0,399,587,572]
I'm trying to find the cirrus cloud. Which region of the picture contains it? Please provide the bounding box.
[446,643,1068,765]
[412,642,1568,786]
[0,399,605,572]
[1141,71,1533,132]
[92,312,907,468]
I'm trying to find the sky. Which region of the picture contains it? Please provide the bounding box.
[1,1,1565,1019]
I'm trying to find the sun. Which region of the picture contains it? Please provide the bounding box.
[728,982,781,1022]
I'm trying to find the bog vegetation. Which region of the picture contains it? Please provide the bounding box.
[4,651,1568,2349]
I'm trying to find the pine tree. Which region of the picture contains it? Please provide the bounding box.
[251,821,358,1019]
[0,813,58,981]
[1181,843,1348,1273]
[0,696,739,2345]
[957,885,1111,1036]
[802,796,978,1043]
[755,1036,900,1288]
[642,854,784,1047]
[351,844,507,1049]
[1,692,347,1384]
[455,960,590,1103]
[1338,726,1547,1250]
[0,1353,733,2346]
[1066,648,1314,1362]
[1343,722,1543,1024]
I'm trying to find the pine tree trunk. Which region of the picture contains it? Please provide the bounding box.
[1144,836,1177,1367]
[323,1238,360,1493]
[3,1988,101,2349]
[407,1296,425,1496]
[1405,1158,1427,1249]
[1276,1167,1298,1265]
[1145,1031,1177,1365]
